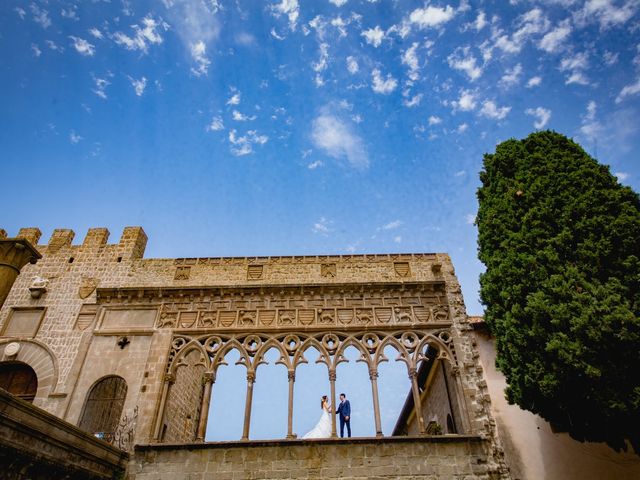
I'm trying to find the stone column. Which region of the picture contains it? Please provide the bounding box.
[196,372,215,442]
[286,370,296,439]
[153,373,175,441]
[369,367,383,437]
[409,367,427,434]
[241,371,256,440]
[329,369,337,438]
[0,236,41,310]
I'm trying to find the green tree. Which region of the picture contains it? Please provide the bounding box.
[477,131,640,452]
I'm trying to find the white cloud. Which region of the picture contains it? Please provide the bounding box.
[428,115,442,126]
[403,93,423,107]
[70,130,82,144]
[616,77,640,103]
[271,0,300,31]
[92,75,111,99]
[501,64,522,87]
[480,100,511,120]
[465,213,476,225]
[401,42,420,81]
[311,112,368,168]
[226,92,241,105]
[329,0,348,7]
[603,50,619,66]
[382,220,402,230]
[89,28,103,39]
[346,56,359,74]
[15,7,26,19]
[31,44,41,57]
[312,43,330,86]
[525,107,551,129]
[409,5,456,28]
[447,47,482,80]
[494,8,550,54]
[190,41,211,76]
[580,100,604,140]
[576,0,638,29]
[46,40,63,52]
[451,89,477,111]
[313,217,332,235]
[61,6,79,21]
[474,11,487,31]
[113,15,167,53]
[526,76,542,88]
[393,235,402,243]
[206,116,224,131]
[228,129,268,156]
[371,69,398,94]
[129,76,147,96]
[30,4,51,29]
[539,21,571,53]
[454,170,466,177]
[614,172,629,182]
[457,122,468,133]
[232,110,257,121]
[162,1,220,74]
[307,160,324,169]
[560,51,589,85]
[69,36,95,56]
[362,26,385,47]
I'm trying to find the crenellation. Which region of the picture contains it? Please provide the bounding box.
[0,229,6,239]
[82,228,110,248]
[17,227,42,245]
[47,229,75,253]
[118,226,148,260]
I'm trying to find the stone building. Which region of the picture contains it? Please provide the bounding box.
[0,226,509,479]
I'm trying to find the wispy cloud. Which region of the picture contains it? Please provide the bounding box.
[381,220,402,230]
[371,69,398,94]
[525,107,551,129]
[311,110,368,169]
[70,130,83,144]
[312,217,332,235]
[69,36,95,56]
[129,76,147,96]
[206,116,224,132]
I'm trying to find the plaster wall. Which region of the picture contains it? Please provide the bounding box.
[473,329,640,480]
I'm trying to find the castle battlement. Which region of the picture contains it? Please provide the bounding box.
[6,226,148,260]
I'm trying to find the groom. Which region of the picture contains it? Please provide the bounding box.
[336,393,351,438]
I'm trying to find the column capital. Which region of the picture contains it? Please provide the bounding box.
[164,373,176,384]
[328,370,337,382]
[247,371,256,383]
[203,372,215,385]
[408,367,417,379]
[369,368,379,380]
[288,371,296,382]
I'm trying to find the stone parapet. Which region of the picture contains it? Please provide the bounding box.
[0,388,128,479]
[130,435,496,479]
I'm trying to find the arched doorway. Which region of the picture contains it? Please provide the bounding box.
[78,375,127,441]
[0,361,38,402]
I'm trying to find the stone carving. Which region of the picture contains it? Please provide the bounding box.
[320,263,336,278]
[394,262,410,277]
[29,276,49,299]
[174,266,191,280]
[151,285,451,330]
[247,265,263,280]
[78,277,98,299]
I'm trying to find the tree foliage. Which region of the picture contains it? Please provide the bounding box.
[477,131,640,452]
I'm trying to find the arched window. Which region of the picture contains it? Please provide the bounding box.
[78,375,127,441]
[446,413,456,434]
[0,362,38,403]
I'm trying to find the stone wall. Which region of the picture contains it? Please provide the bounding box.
[163,349,206,442]
[129,436,496,480]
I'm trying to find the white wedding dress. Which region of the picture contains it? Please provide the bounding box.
[302,406,332,439]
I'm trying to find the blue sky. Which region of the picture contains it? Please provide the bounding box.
[3,0,640,315]
[2,0,640,439]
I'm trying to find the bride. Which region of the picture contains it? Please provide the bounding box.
[302,395,332,439]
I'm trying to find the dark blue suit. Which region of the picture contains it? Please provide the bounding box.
[336,399,351,437]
